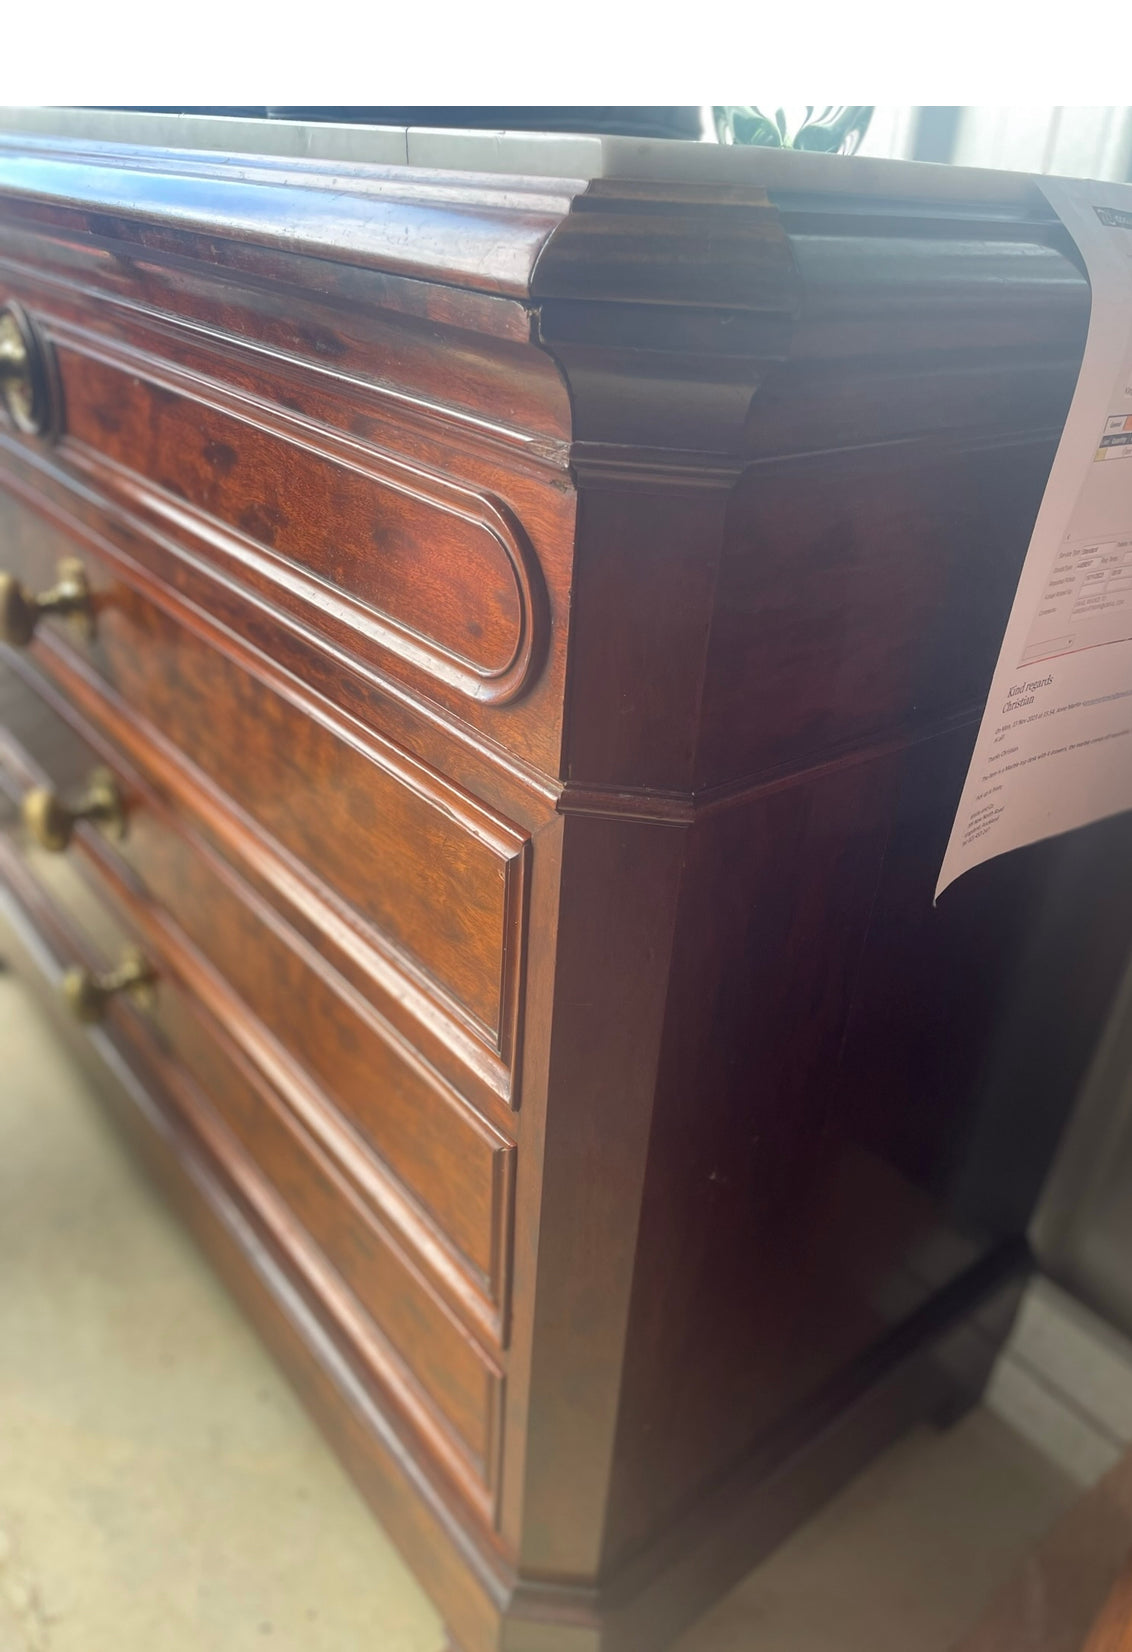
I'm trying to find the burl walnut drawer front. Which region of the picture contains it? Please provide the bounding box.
[0,651,515,1318]
[0,483,529,1095]
[2,118,1125,1652]
[0,674,507,1514]
[0,267,569,779]
[54,330,546,707]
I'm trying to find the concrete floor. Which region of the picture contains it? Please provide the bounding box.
[0,972,1090,1652]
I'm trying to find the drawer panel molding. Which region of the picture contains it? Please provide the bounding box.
[0,657,517,1333]
[0,470,531,1093]
[49,319,549,706]
[0,786,506,1519]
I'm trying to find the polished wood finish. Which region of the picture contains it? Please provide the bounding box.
[0,656,513,1316]
[0,129,1127,1650]
[0,494,527,1043]
[56,339,546,705]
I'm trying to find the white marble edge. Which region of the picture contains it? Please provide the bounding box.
[0,104,413,166]
[0,104,1057,209]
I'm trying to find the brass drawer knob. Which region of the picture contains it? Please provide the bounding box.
[0,302,52,435]
[62,946,156,1024]
[23,768,126,852]
[0,557,92,647]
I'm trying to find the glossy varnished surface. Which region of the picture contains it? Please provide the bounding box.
[0,124,1125,1652]
[0,664,508,1512]
[58,340,544,700]
[0,656,514,1310]
[0,486,527,1040]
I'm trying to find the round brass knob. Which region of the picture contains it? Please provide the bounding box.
[61,946,156,1024]
[0,303,52,435]
[23,768,126,852]
[0,558,92,647]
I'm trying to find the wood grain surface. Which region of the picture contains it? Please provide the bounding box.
[0,130,1125,1652]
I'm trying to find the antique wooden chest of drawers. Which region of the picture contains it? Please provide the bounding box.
[0,110,1130,1651]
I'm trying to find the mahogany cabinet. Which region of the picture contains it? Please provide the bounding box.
[0,111,1129,1651]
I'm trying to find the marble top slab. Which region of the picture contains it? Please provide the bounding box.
[0,105,1049,207]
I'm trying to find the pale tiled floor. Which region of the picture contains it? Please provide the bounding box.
[0,971,1098,1652]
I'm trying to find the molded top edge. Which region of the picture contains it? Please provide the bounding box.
[0,106,1059,213]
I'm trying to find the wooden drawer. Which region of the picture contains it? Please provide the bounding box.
[3,117,1120,1652]
[0,481,529,1095]
[53,328,546,708]
[0,728,505,1516]
[0,265,570,779]
[0,652,514,1324]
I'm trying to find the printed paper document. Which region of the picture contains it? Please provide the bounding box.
[938,177,1132,897]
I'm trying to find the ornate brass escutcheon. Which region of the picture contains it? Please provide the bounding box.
[0,303,53,435]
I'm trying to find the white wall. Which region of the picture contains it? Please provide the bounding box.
[855,106,921,161]
[858,105,1132,180]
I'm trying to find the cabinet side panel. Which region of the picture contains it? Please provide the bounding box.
[601,734,1132,1570]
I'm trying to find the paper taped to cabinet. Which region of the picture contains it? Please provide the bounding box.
[938,177,1132,898]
